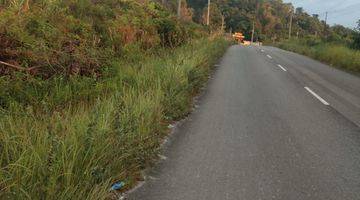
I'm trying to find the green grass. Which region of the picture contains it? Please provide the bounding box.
[0,37,230,199]
[276,39,360,74]
[0,1,207,78]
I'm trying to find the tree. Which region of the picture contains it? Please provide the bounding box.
[201,3,223,30]
[295,7,303,14]
[186,0,354,42]
[352,20,360,49]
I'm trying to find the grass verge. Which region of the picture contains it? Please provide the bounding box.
[0,37,230,199]
[275,39,360,74]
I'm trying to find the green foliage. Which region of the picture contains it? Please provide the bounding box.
[276,39,360,74]
[0,0,206,77]
[0,38,230,199]
[187,0,358,47]
[351,20,360,50]
[155,17,192,48]
[0,1,228,198]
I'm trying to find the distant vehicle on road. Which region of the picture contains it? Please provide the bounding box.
[232,32,262,46]
[232,32,245,44]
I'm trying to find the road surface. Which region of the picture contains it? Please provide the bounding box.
[127,45,360,200]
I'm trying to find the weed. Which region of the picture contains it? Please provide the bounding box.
[0,38,230,199]
[276,39,360,74]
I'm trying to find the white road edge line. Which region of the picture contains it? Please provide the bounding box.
[277,64,287,71]
[304,87,330,106]
[267,55,272,59]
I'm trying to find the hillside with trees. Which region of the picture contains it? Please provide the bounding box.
[0,0,359,199]
[0,0,208,77]
[185,0,360,72]
[187,0,358,43]
[0,1,229,199]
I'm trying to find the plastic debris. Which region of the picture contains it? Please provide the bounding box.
[158,154,167,160]
[110,181,125,191]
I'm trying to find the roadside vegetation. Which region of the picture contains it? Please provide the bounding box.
[276,39,360,74]
[188,0,360,74]
[0,0,229,199]
[275,21,360,74]
[0,38,228,199]
[1,0,358,198]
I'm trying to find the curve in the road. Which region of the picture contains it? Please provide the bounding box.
[127,45,360,200]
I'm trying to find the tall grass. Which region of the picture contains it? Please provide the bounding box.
[0,38,230,199]
[276,39,360,74]
[0,0,207,78]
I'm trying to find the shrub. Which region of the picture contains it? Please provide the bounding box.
[0,37,230,199]
[0,0,207,77]
[0,1,228,199]
[276,39,360,74]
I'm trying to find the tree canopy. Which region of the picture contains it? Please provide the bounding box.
[186,0,359,46]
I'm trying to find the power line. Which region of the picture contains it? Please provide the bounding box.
[327,11,360,19]
[328,2,360,13]
[289,0,359,27]
[317,6,360,25]
[292,0,360,14]
[314,2,360,16]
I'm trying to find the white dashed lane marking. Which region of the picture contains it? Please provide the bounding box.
[277,64,287,72]
[305,87,330,106]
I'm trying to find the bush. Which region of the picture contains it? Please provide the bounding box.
[0,38,230,199]
[0,0,206,77]
[352,32,360,50]
[276,39,360,74]
[0,1,228,199]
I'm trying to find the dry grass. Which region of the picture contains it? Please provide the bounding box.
[0,38,230,199]
[276,39,360,74]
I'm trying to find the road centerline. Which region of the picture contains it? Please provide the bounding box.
[129,45,360,200]
[304,87,330,106]
[277,64,287,71]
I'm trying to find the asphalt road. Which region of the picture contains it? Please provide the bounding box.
[127,45,360,200]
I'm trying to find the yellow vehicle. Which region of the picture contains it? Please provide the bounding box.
[232,32,245,43]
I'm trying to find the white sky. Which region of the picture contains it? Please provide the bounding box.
[283,0,360,28]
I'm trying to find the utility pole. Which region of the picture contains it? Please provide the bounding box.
[288,8,293,39]
[251,20,255,44]
[325,12,328,36]
[325,11,328,25]
[251,2,258,44]
[206,0,210,25]
[221,14,225,32]
[177,0,181,19]
[324,11,328,38]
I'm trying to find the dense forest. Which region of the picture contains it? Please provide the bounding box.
[0,0,359,77]
[183,0,359,47]
[181,0,360,72]
[0,0,209,78]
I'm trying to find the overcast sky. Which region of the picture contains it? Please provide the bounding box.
[283,0,360,28]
